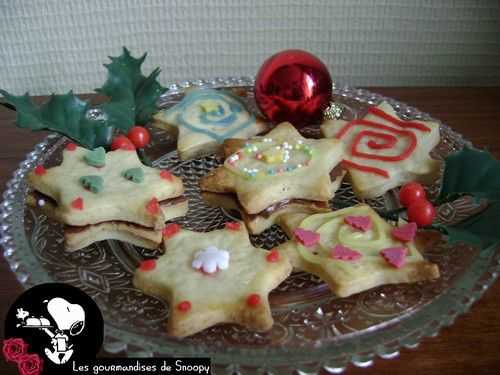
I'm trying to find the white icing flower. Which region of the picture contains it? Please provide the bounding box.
[192,245,230,274]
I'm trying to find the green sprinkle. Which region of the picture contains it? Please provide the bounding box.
[79,175,104,193]
[84,147,106,168]
[122,167,144,183]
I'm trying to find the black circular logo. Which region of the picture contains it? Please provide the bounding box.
[4,283,103,374]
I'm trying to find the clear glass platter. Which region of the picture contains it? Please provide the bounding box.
[1,77,499,374]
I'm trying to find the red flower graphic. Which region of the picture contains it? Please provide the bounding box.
[2,338,29,363]
[16,353,44,375]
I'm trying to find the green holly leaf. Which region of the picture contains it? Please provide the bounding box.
[0,90,113,149]
[439,202,500,249]
[438,146,500,203]
[435,146,500,249]
[96,47,166,126]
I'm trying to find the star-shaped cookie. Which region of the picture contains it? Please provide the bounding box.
[200,122,345,234]
[133,222,292,337]
[278,204,439,297]
[27,144,187,250]
[321,101,441,198]
[153,88,269,160]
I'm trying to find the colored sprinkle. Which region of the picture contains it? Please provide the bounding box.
[246,294,261,307]
[34,165,46,176]
[266,249,280,262]
[71,197,84,210]
[162,223,181,239]
[65,143,77,151]
[225,222,241,231]
[160,170,173,181]
[146,198,160,215]
[177,301,192,312]
[139,259,156,271]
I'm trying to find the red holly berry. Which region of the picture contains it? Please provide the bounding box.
[111,135,136,151]
[399,182,427,207]
[127,126,151,148]
[407,199,436,227]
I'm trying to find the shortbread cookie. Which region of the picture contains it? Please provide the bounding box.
[27,144,188,250]
[278,204,439,297]
[133,222,292,337]
[28,192,188,251]
[200,122,345,234]
[153,88,269,160]
[321,101,440,198]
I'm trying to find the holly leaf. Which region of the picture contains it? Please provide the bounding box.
[96,47,166,126]
[438,146,500,203]
[440,202,500,249]
[0,90,113,149]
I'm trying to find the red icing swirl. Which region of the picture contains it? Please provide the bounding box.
[335,107,431,178]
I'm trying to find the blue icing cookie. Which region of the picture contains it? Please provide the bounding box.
[160,89,258,142]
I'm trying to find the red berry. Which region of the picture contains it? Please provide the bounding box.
[139,259,156,271]
[111,135,136,151]
[127,126,151,148]
[407,199,436,227]
[399,182,426,207]
[246,294,261,307]
[177,300,192,312]
[266,249,280,262]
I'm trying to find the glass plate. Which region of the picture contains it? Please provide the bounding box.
[2,77,499,374]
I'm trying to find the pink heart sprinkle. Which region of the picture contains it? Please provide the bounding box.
[391,222,417,242]
[344,216,372,232]
[330,244,362,261]
[380,247,407,268]
[293,228,320,247]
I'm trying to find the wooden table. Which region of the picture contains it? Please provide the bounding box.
[1,88,499,374]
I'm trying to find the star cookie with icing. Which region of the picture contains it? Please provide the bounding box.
[321,101,441,198]
[27,144,188,251]
[153,88,269,160]
[133,222,292,337]
[277,204,439,297]
[200,122,346,234]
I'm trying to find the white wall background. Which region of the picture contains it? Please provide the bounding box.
[1,0,499,95]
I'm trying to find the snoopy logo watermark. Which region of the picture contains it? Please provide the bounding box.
[4,283,103,373]
[16,297,86,365]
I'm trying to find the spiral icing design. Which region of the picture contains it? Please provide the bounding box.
[168,88,256,142]
[335,106,431,178]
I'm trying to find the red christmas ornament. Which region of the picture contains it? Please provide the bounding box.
[255,49,332,128]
